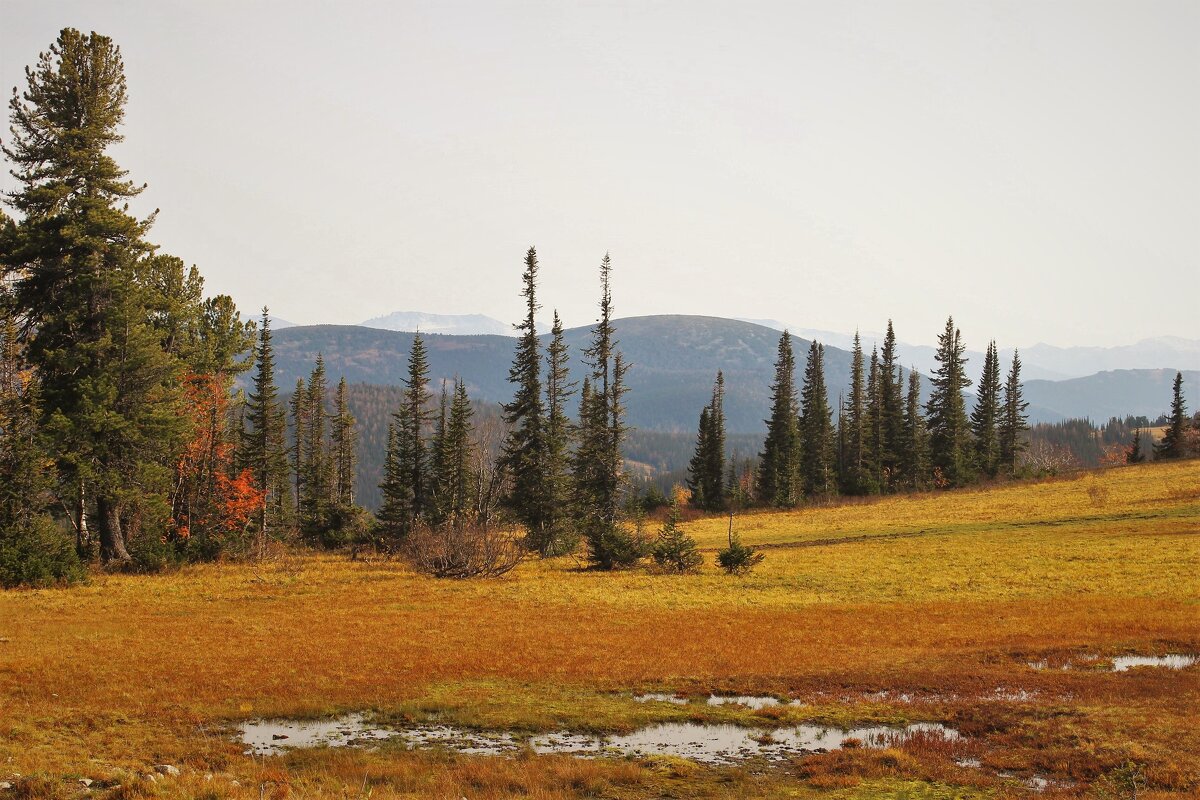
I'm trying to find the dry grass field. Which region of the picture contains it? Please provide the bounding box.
[1,460,1197,799]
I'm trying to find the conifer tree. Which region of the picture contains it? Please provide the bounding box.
[998,350,1029,475]
[863,346,883,492]
[1126,429,1146,464]
[1155,372,1189,460]
[378,333,433,543]
[331,377,357,507]
[757,331,801,507]
[289,377,308,512]
[879,321,904,489]
[799,341,836,498]
[540,311,577,555]
[687,372,727,512]
[841,332,869,494]
[299,354,333,535]
[572,254,637,568]
[427,380,451,527]
[500,247,550,547]
[901,369,930,488]
[971,341,1002,477]
[243,309,290,550]
[0,316,83,586]
[442,379,475,526]
[687,406,712,509]
[925,317,974,486]
[651,493,702,573]
[2,30,187,564]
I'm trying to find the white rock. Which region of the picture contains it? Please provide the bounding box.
[153,765,180,777]
[0,782,11,791]
[79,778,94,787]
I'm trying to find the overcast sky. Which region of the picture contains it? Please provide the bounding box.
[3,1,1197,347]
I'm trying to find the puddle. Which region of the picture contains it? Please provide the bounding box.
[634,693,803,709]
[533,721,958,764]
[240,715,960,765]
[1112,654,1197,671]
[1029,653,1197,672]
[633,693,688,705]
[705,695,788,709]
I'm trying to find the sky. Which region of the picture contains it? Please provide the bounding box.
[2,0,1197,348]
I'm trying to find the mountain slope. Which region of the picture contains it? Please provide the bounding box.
[1023,369,1200,422]
[270,316,859,433]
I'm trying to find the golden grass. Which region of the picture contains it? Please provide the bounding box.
[0,460,1197,798]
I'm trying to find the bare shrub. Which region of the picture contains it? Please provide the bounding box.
[404,523,525,579]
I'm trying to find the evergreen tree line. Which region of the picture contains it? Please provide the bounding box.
[374,249,638,569]
[688,318,1037,510]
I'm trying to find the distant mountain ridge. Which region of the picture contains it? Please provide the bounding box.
[740,318,1200,380]
[360,311,515,336]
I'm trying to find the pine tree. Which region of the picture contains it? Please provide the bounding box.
[500,247,550,548]
[1126,429,1146,464]
[925,317,974,486]
[378,333,433,544]
[841,332,870,494]
[299,354,333,536]
[757,331,800,507]
[686,372,727,512]
[901,369,930,489]
[289,377,308,513]
[878,321,904,489]
[998,350,1029,475]
[687,406,712,509]
[863,346,883,492]
[572,254,638,568]
[1155,372,1189,460]
[650,494,702,573]
[971,341,1002,478]
[331,377,357,507]
[442,379,475,527]
[0,315,84,586]
[2,30,187,564]
[428,380,454,528]
[799,341,836,498]
[703,371,727,511]
[541,311,577,555]
[243,309,291,552]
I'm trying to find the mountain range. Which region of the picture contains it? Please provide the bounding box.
[264,315,1193,433]
[740,319,1200,381]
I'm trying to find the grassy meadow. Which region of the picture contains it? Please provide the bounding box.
[1,460,1197,799]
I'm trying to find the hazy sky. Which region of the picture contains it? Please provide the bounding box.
[3,1,1197,347]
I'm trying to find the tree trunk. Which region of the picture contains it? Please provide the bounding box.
[74,480,90,555]
[97,495,131,564]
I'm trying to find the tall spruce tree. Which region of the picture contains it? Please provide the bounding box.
[1155,372,1189,460]
[442,378,475,527]
[378,333,433,543]
[299,354,333,535]
[757,331,801,507]
[2,29,188,564]
[540,311,577,555]
[428,380,452,527]
[841,332,870,494]
[289,377,308,513]
[878,321,904,489]
[799,341,836,498]
[687,372,727,512]
[572,254,636,568]
[925,317,974,486]
[331,377,357,507]
[998,350,1029,475]
[243,309,290,550]
[500,247,550,549]
[864,346,883,492]
[901,369,930,488]
[971,341,1002,477]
